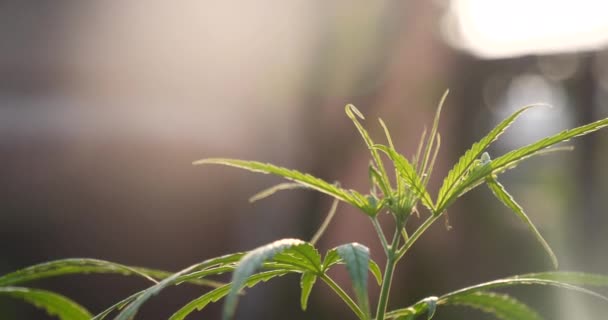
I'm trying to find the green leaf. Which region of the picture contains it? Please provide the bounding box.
[369,260,383,286]
[375,145,434,212]
[516,272,608,287]
[336,243,371,318]
[439,275,608,303]
[170,270,290,320]
[300,272,317,311]
[486,176,558,269]
[92,290,141,320]
[436,105,536,212]
[0,286,91,320]
[444,291,542,320]
[345,104,392,196]
[491,116,608,173]
[114,252,244,320]
[194,158,379,216]
[0,258,162,286]
[419,90,448,185]
[222,238,309,320]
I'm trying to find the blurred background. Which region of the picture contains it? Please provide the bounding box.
[1,1,607,319]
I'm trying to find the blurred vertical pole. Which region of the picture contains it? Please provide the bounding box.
[566,55,603,271]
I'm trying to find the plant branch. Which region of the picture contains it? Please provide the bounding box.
[320,274,366,320]
[371,217,390,255]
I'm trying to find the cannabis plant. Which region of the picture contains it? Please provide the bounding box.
[2,92,608,319]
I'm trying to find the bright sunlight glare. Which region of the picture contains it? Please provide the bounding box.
[443,0,608,58]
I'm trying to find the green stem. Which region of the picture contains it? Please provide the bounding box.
[320,274,365,320]
[396,214,440,261]
[375,228,401,320]
[371,217,390,255]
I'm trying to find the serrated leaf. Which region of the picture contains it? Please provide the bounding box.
[0,258,162,286]
[114,252,244,320]
[273,243,322,273]
[222,238,309,320]
[0,286,91,320]
[486,176,558,269]
[436,105,536,211]
[170,270,290,320]
[92,290,141,320]
[521,272,608,287]
[194,158,379,216]
[439,274,608,303]
[491,116,608,173]
[375,145,434,212]
[345,104,392,196]
[300,272,317,311]
[336,243,371,318]
[445,291,542,320]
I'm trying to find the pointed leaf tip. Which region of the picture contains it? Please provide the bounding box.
[346,104,365,120]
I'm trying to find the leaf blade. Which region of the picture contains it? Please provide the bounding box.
[300,272,317,311]
[444,291,542,320]
[0,286,91,320]
[486,176,558,269]
[436,105,537,211]
[336,243,371,318]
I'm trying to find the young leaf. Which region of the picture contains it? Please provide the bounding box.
[444,291,542,320]
[375,145,434,212]
[169,270,290,320]
[114,252,244,320]
[0,286,91,320]
[222,238,309,320]
[0,258,161,286]
[419,90,448,184]
[491,116,608,173]
[194,158,379,215]
[345,104,392,196]
[486,176,558,269]
[436,105,537,211]
[336,243,371,318]
[369,260,383,286]
[300,272,317,311]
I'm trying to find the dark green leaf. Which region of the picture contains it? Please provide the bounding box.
[336,243,371,318]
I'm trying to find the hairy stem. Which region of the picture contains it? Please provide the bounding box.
[320,274,365,320]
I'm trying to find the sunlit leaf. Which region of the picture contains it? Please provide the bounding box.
[300,272,317,311]
[0,286,91,320]
[436,105,537,212]
[169,270,290,320]
[486,176,558,269]
[445,291,542,320]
